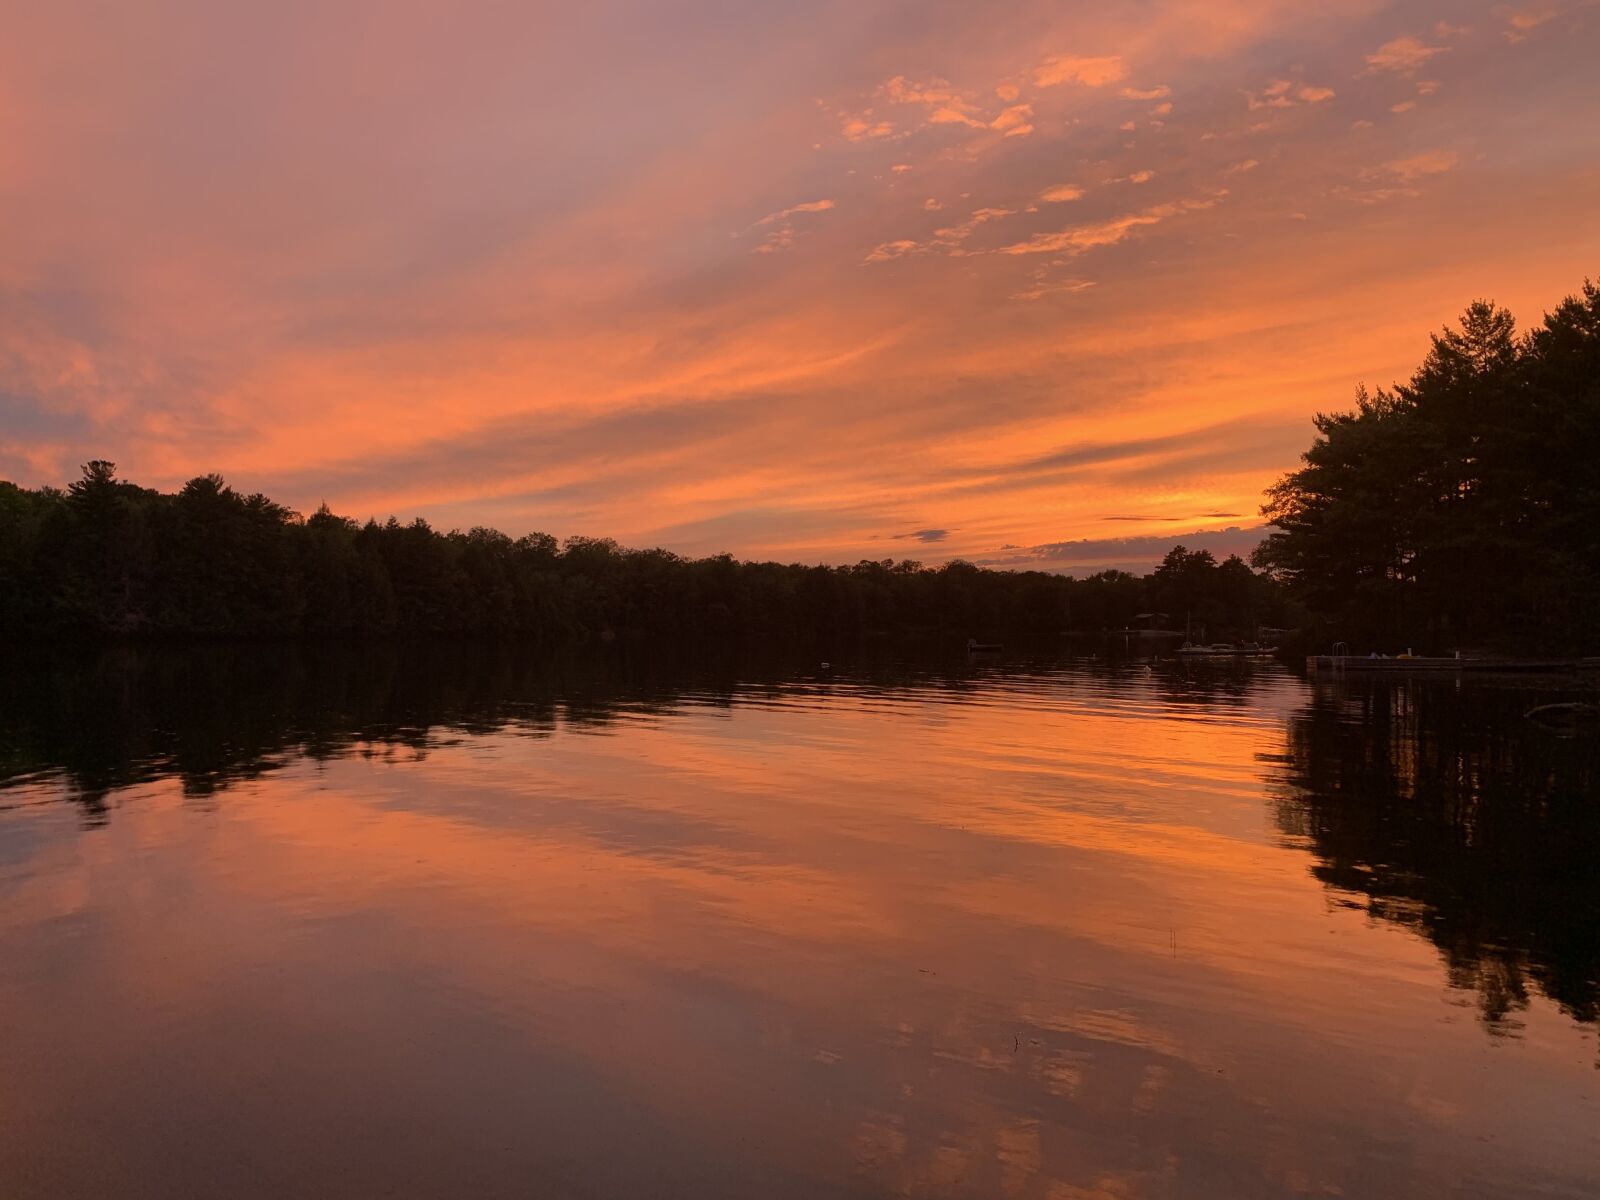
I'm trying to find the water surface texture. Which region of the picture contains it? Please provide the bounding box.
[2,646,1596,1198]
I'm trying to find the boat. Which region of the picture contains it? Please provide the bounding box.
[966,639,1003,653]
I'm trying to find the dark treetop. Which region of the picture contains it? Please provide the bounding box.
[1255,275,1600,655]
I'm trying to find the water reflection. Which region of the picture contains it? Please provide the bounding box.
[0,642,1034,812]
[0,646,1596,1199]
[1270,677,1600,1032]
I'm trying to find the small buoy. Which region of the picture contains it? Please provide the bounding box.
[820,661,830,670]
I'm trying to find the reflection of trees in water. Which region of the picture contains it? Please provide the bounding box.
[0,642,1061,821]
[20,646,1591,1037]
[1272,679,1600,1031]
[0,643,1298,827]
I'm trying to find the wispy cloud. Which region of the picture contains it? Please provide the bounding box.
[1247,79,1336,109]
[990,104,1034,137]
[1101,511,1242,521]
[998,194,1224,257]
[749,199,836,253]
[1033,54,1125,87]
[752,200,835,227]
[1011,272,1097,302]
[881,75,987,129]
[863,239,922,263]
[839,113,895,141]
[864,205,1018,264]
[1363,35,1449,73]
[937,207,1016,241]
[1500,4,1562,42]
[1040,184,1085,203]
[1370,150,1460,182]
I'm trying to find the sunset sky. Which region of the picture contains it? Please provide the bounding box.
[3,0,1598,572]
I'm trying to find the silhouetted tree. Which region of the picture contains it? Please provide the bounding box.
[1,465,1282,642]
[1256,277,1600,652]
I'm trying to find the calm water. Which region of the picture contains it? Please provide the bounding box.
[1,645,1596,1198]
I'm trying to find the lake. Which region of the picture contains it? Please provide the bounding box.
[1,644,1596,1198]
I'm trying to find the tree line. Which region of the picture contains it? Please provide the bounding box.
[0,462,1286,642]
[1256,276,1600,654]
[17,277,1590,652]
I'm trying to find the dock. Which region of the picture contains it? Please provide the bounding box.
[1307,656,1597,675]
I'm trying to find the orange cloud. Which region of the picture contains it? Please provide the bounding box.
[751,200,836,227]
[1033,54,1125,87]
[839,113,895,141]
[749,199,836,253]
[990,104,1035,137]
[1501,5,1562,42]
[1040,184,1086,203]
[863,239,922,263]
[1371,150,1460,182]
[880,75,990,130]
[1364,35,1449,73]
[1248,79,1336,109]
[998,195,1224,257]
[1011,273,1097,302]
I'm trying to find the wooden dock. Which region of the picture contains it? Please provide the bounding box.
[1308,656,1596,674]
[1308,656,1461,673]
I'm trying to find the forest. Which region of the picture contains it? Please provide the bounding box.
[1256,276,1600,654]
[0,464,1284,642]
[13,276,1592,652]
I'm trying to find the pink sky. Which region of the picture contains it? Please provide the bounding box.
[3,0,1598,571]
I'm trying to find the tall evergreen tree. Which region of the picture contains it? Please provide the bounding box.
[1257,278,1600,652]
